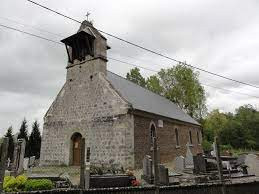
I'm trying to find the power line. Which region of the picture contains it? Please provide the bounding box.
[0,24,63,45]
[1,22,258,99]
[108,57,259,99]
[201,83,259,99]
[27,0,259,90]
[0,16,63,38]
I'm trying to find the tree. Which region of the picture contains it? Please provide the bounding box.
[146,75,163,94]
[4,126,14,161]
[126,67,146,87]
[126,64,207,120]
[28,120,41,159]
[17,118,29,157]
[158,65,206,119]
[203,105,259,150]
[203,109,228,142]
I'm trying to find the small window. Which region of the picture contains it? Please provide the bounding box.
[189,130,193,145]
[175,128,179,146]
[197,131,200,144]
[150,124,156,145]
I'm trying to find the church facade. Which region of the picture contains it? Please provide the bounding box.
[40,21,202,168]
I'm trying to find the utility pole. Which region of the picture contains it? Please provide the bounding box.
[152,137,159,194]
[214,136,226,194]
[80,138,86,189]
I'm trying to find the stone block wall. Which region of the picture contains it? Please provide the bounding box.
[134,113,203,169]
[40,63,134,168]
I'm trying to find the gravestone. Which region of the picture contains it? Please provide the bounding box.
[174,156,185,172]
[211,142,216,157]
[11,139,26,176]
[23,158,29,171]
[29,156,36,168]
[142,155,153,183]
[244,154,259,176]
[193,154,206,174]
[185,144,194,168]
[158,164,169,185]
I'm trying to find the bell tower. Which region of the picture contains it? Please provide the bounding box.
[61,20,110,81]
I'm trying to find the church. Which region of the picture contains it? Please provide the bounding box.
[40,20,202,168]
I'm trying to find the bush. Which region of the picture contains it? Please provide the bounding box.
[202,139,212,152]
[3,175,53,192]
[3,175,28,192]
[24,179,54,191]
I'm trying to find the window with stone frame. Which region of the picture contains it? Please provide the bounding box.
[189,130,193,145]
[175,128,180,146]
[150,124,156,146]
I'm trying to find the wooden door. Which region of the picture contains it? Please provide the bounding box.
[73,136,81,166]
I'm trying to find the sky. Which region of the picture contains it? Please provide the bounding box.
[0,0,259,135]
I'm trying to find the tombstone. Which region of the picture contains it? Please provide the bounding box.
[142,155,153,183]
[158,164,169,185]
[28,156,36,168]
[174,156,185,172]
[211,142,216,157]
[193,154,206,174]
[11,139,26,176]
[244,154,259,176]
[185,144,194,168]
[85,167,90,189]
[23,158,29,171]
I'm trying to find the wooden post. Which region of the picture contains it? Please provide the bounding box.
[80,138,86,189]
[152,137,159,186]
[0,137,9,192]
[85,147,91,189]
[214,136,226,194]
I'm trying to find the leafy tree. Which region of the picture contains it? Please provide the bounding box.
[17,118,29,157]
[203,109,228,142]
[157,65,206,119]
[126,64,207,120]
[146,75,163,94]
[126,67,146,87]
[203,104,259,150]
[4,126,14,161]
[28,121,41,159]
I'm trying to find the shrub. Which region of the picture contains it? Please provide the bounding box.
[3,175,28,192]
[3,176,17,192]
[16,175,27,190]
[24,179,54,191]
[202,139,212,152]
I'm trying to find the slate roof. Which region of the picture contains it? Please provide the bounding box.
[107,71,200,126]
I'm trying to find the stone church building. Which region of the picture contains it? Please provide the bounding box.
[40,21,202,168]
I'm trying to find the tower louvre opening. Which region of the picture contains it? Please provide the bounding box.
[61,31,95,63]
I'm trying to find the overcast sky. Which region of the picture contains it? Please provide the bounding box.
[1,0,259,135]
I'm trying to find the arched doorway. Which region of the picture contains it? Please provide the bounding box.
[71,132,82,166]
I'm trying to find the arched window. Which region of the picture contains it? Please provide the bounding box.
[197,131,200,144]
[175,128,179,146]
[150,122,156,146]
[189,130,193,145]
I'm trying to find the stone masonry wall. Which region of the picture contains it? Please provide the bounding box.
[40,61,134,168]
[134,114,203,169]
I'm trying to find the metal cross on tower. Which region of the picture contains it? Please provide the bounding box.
[86,12,91,21]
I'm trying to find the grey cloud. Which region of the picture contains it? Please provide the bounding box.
[0,0,259,134]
